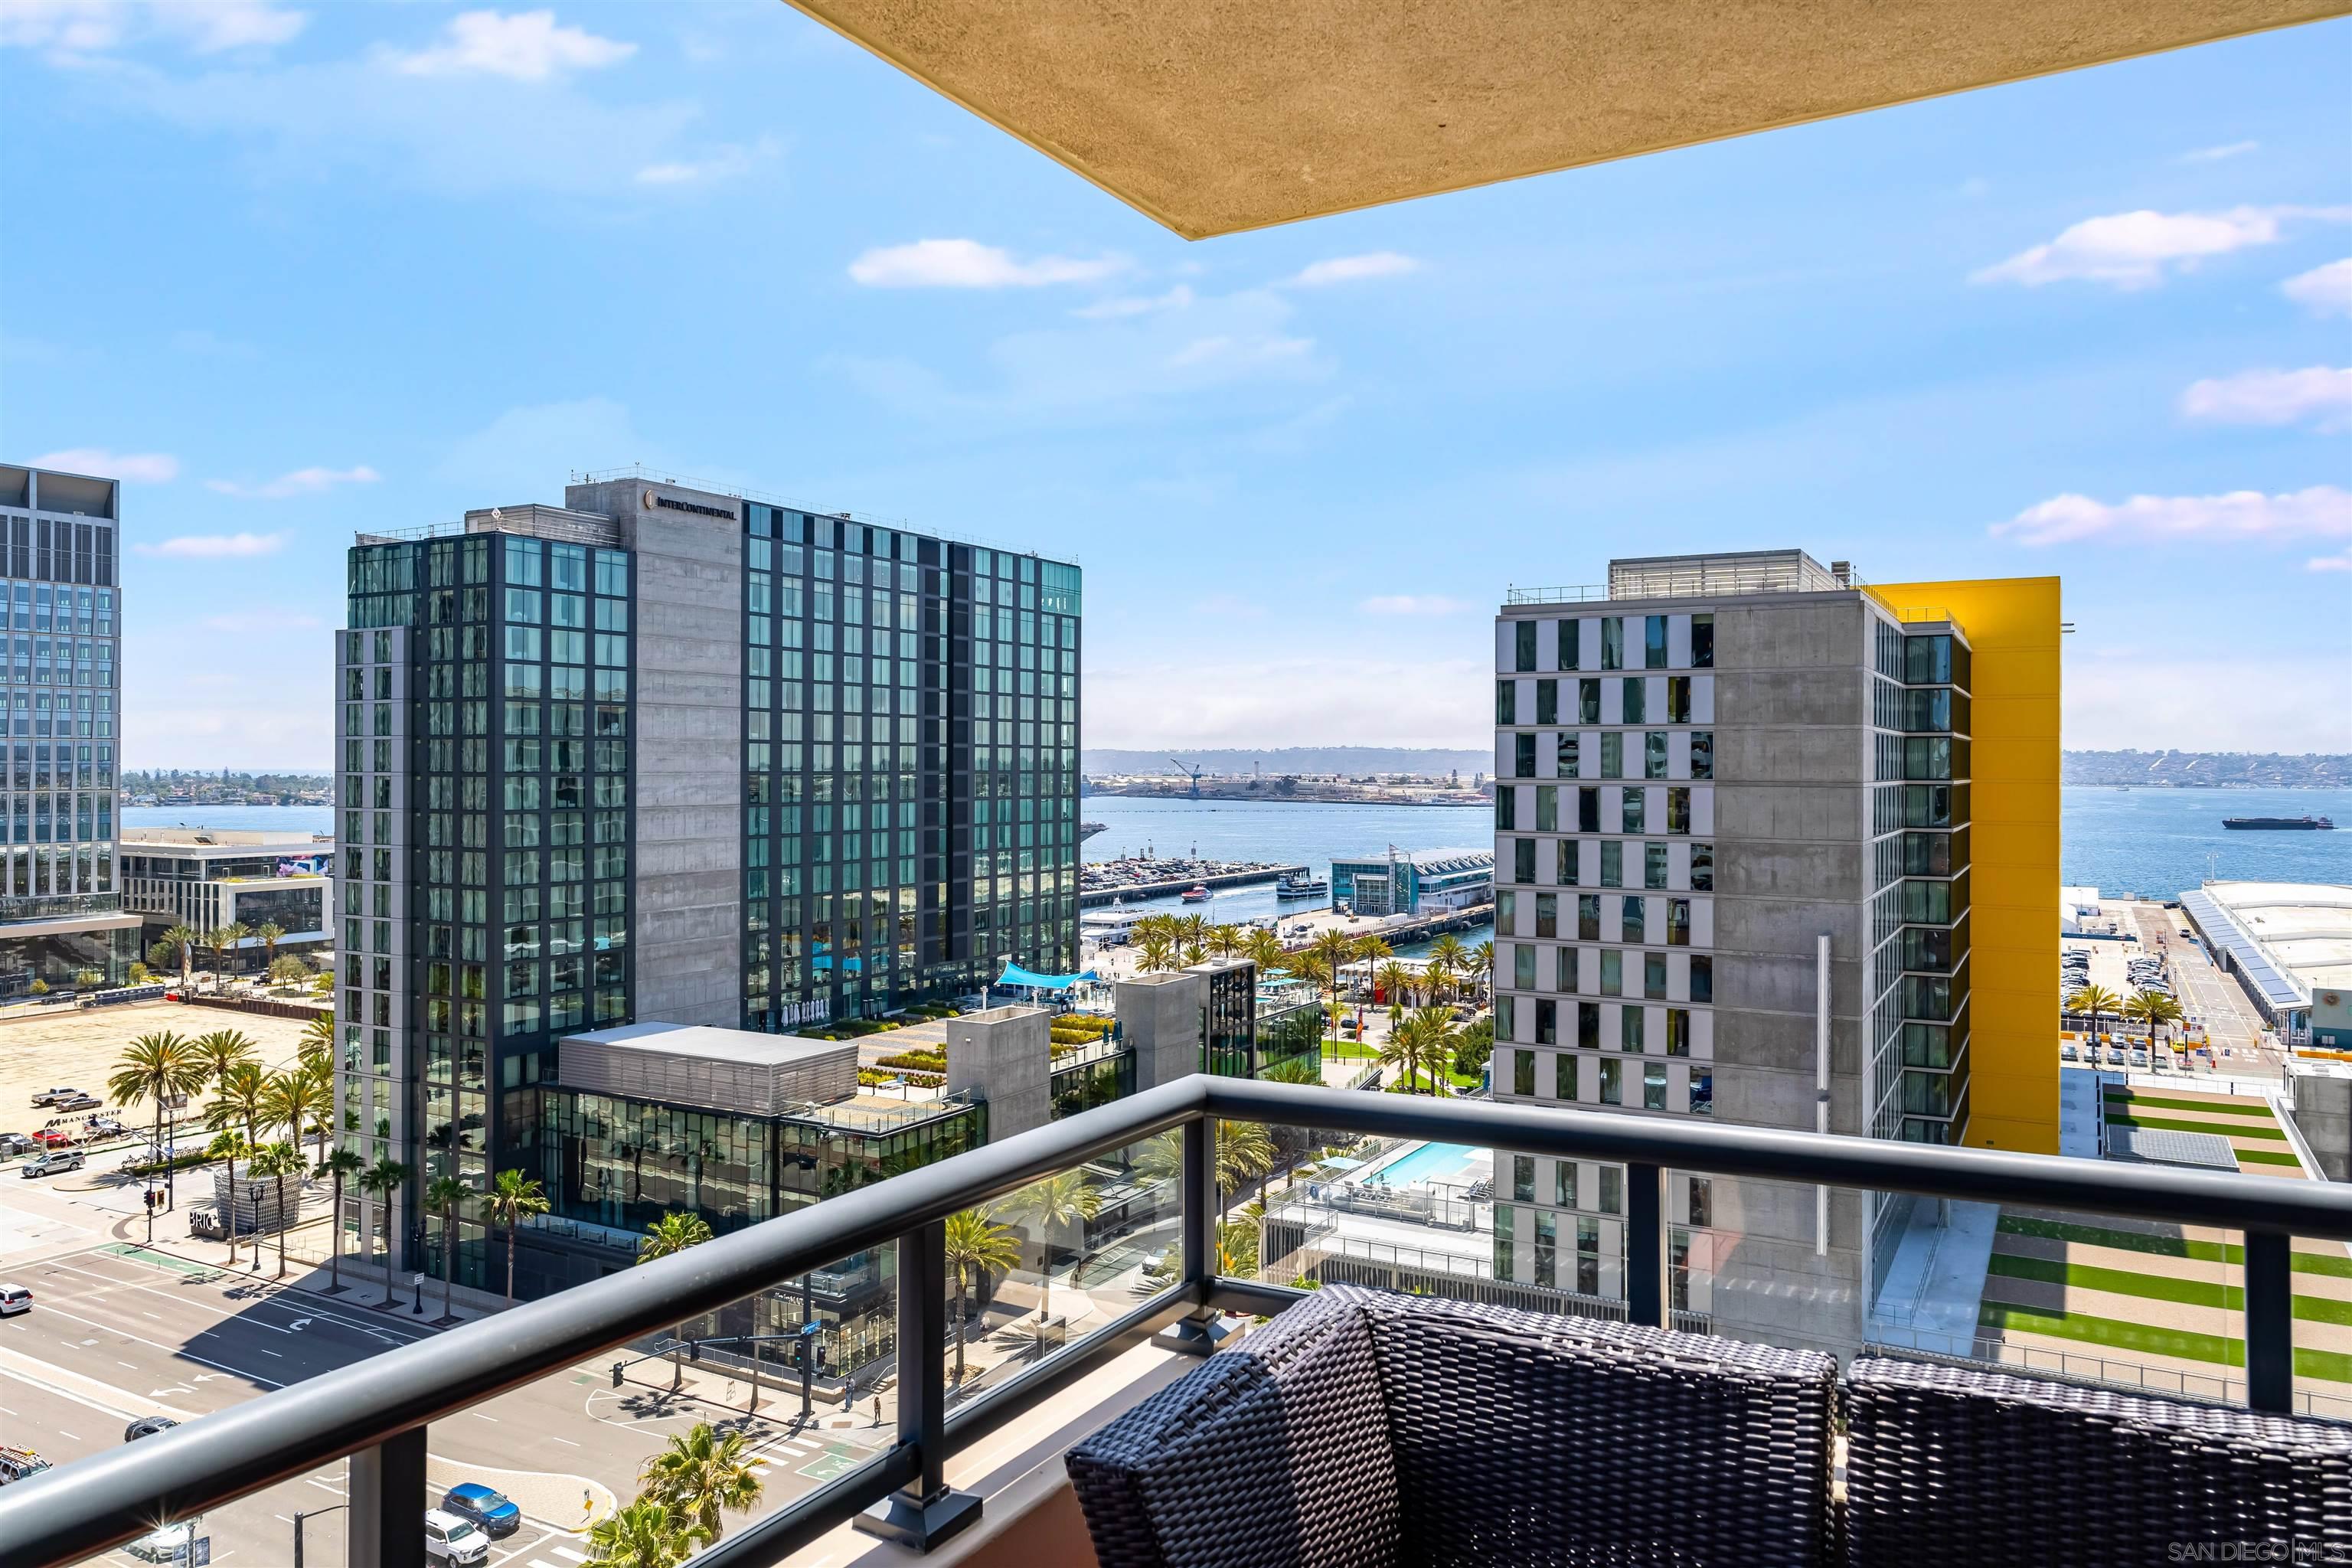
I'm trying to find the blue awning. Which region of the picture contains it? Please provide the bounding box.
[995,962,1099,991]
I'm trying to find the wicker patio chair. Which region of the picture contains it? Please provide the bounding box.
[1843,1354,2352,1565]
[1067,1285,1841,1567]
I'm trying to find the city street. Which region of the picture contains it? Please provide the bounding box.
[0,1157,893,1566]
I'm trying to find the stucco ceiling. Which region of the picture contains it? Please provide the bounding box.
[784,0,2347,239]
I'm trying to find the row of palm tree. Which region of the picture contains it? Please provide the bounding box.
[149,920,291,984]
[2065,982,2188,1047]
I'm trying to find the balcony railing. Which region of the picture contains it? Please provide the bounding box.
[5,1074,2349,1568]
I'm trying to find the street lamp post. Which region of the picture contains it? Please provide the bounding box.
[292,1502,345,1567]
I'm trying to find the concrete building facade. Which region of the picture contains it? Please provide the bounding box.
[335,473,1082,1287]
[1488,549,2057,1357]
[117,827,335,960]
[0,463,138,995]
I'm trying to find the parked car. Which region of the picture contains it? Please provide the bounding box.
[439,1483,522,1538]
[0,1284,31,1315]
[49,1094,101,1112]
[423,1508,490,1565]
[21,1149,83,1179]
[85,1118,130,1139]
[0,1444,52,1485]
[28,1089,80,1108]
[0,1133,35,1157]
[2060,1044,2079,1062]
[30,1129,78,1148]
[2129,1049,2149,1068]
[123,1416,178,1442]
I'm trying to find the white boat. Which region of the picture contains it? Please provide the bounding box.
[1276,873,1329,899]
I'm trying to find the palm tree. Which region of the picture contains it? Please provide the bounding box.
[315,1147,364,1294]
[1471,939,1495,1000]
[262,1066,329,1169]
[1257,1057,1323,1195]
[1177,912,1209,956]
[1134,1121,1276,1216]
[485,1168,551,1305]
[299,1011,335,1072]
[1424,935,1470,1001]
[256,922,286,975]
[161,924,198,992]
[2125,988,2187,1053]
[1242,926,1285,969]
[204,1060,270,1264]
[1308,929,1360,1054]
[211,922,251,978]
[639,1422,763,1546]
[361,1157,411,1305]
[1134,933,1177,973]
[586,1499,707,1568]
[424,1174,473,1321]
[942,1208,1021,1385]
[639,1212,716,1385]
[1000,1171,1102,1324]
[1375,960,1416,1027]
[192,1028,259,1098]
[1207,923,1245,959]
[1382,1007,1458,1095]
[1352,935,1393,1035]
[2067,982,2122,1044]
[108,1031,205,1234]
[249,1142,304,1278]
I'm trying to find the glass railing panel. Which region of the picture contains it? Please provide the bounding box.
[54,1465,351,1568]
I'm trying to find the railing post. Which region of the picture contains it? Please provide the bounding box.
[855,1220,981,1551]
[2245,1228,2293,1413]
[1625,1161,1667,1329]
[1154,1113,1234,1355]
[347,1426,426,1568]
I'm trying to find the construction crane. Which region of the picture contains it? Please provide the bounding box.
[1168,758,1204,800]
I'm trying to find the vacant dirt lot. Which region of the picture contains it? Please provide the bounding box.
[0,1000,318,1145]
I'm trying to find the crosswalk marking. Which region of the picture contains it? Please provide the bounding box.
[552,1549,590,1563]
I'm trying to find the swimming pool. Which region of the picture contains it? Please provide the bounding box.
[1366,1141,1485,1188]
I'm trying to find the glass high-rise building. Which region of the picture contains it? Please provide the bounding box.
[336,473,1081,1285]
[0,462,136,995]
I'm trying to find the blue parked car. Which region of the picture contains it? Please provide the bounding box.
[439,1482,521,1538]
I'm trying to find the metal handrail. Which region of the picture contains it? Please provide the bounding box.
[5,1073,2347,1566]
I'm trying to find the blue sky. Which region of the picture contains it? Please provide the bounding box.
[5,2,2348,769]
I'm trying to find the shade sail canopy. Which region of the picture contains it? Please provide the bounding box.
[785,0,2345,239]
[996,962,1100,990]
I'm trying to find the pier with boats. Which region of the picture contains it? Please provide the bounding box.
[1080,857,1312,909]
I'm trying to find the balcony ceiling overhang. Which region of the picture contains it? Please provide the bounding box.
[783,0,2347,239]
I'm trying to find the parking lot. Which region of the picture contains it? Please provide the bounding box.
[0,1001,319,1162]
[2059,897,2282,1079]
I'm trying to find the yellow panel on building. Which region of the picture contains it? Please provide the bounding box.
[1874,576,2061,1155]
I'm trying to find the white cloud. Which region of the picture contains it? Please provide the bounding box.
[1166,334,1312,370]
[31,447,179,482]
[204,464,381,500]
[1073,286,1194,320]
[1991,484,2352,548]
[1970,205,2351,289]
[1284,252,1421,287]
[2283,258,2352,317]
[1359,595,1472,616]
[635,136,776,187]
[2181,140,2259,164]
[2180,367,2352,431]
[1,2,304,56]
[381,9,634,81]
[847,239,1129,289]
[136,532,289,559]
[1086,655,1489,750]
[2308,547,2352,573]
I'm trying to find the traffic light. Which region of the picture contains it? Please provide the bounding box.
[612,1362,625,1389]
[688,1340,701,1364]
[814,1343,828,1372]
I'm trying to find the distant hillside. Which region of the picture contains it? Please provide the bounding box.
[2063,750,2352,788]
[1084,746,1492,779]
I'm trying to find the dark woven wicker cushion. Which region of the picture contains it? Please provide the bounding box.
[1067,1286,1840,1567]
[1844,1354,2352,1566]
[1334,1286,1841,1566]
[1066,1291,1404,1568]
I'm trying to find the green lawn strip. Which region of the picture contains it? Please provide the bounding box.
[1979,1302,2352,1384]
[1984,1253,2352,1325]
[2104,1112,2288,1140]
[2102,1093,2273,1119]
[2237,1148,2306,1166]
[1996,1214,2352,1277]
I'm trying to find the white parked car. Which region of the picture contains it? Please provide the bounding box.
[423,1508,489,1565]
